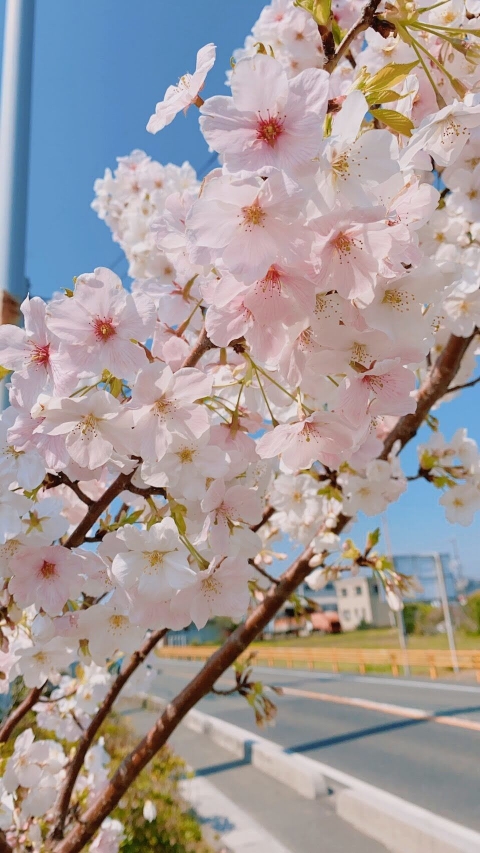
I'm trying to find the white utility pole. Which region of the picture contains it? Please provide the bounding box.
[434,552,460,674]
[382,513,410,676]
[0,0,36,324]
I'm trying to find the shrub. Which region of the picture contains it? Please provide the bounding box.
[102,715,214,853]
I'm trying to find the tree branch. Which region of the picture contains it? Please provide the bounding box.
[446,373,480,395]
[55,329,475,852]
[44,472,94,507]
[64,470,135,549]
[50,628,167,841]
[325,0,382,73]
[53,534,336,853]
[0,831,13,853]
[380,333,476,460]
[180,326,216,368]
[0,685,44,744]
[251,505,275,532]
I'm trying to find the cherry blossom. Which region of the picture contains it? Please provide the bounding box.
[201,478,263,552]
[172,557,253,629]
[147,43,216,133]
[111,518,195,598]
[128,363,212,461]
[256,412,356,471]
[200,54,328,173]
[34,390,132,469]
[46,267,155,380]
[185,170,308,283]
[8,545,84,616]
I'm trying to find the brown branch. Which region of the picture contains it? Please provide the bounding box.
[0,830,13,853]
[55,329,475,852]
[380,333,476,460]
[0,685,44,744]
[50,628,167,841]
[325,0,382,73]
[53,535,337,853]
[446,373,480,395]
[64,470,135,549]
[44,472,93,507]
[126,483,167,499]
[180,326,216,368]
[251,505,275,532]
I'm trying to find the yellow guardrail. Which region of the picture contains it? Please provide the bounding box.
[156,644,480,680]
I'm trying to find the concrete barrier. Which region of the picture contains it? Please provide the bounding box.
[140,695,327,799]
[140,693,480,852]
[336,788,480,853]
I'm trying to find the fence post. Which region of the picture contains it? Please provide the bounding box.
[390,652,399,677]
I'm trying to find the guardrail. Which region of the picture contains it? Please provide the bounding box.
[156,644,480,679]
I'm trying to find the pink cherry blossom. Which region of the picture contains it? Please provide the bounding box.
[8,545,83,616]
[186,170,309,283]
[46,267,155,380]
[337,359,417,425]
[311,208,392,303]
[0,296,74,399]
[147,43,216,133]
[172,557,253,630]
[201,478,263,553]
[256,411,355,471]
[34,390,132,470]
[128,363,212,461]
[200,54,328,173]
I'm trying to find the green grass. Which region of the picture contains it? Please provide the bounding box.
[253,628,480,650]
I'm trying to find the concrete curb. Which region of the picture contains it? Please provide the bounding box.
[180,775,294,853]
[336,788,480,853]
[140,694,327,799]
[140,692,480,853]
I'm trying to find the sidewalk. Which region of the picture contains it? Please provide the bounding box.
[122,703,387,853]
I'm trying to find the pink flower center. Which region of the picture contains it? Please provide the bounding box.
[30,343,50,365]
[256,112,285,148]
[261,265,282,293]
[39,560,57,580]
[93,317,116,341]
[242,200,266,230]
[332,233,353,256]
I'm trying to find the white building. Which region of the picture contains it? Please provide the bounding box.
[334,576,393,631]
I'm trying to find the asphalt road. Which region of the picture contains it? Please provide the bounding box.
[151,659,480,831]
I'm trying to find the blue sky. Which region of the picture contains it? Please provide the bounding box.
[0,0,479,576]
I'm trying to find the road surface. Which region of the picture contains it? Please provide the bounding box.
[149,658,480,832]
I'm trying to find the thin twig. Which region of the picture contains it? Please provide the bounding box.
[50,629,167,841]
[325,0,382,73]
[380,333,476,460]
[180,326,216,368]
[44,472,93,507]
[64,470,136,549]
[446,374,480,394]
[0,830,13,853]
[0,685,44,744]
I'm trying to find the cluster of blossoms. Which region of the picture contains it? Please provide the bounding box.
[1,0,480,849]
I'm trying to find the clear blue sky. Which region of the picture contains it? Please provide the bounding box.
[0,0,479,576]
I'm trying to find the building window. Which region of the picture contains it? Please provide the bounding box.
[341,588,348,597]
[372,583,379,595]
[355,586,362,596]
[343,610,351,619]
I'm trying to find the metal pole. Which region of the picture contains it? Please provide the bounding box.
[434,552,460,674]
[382,513,410,676]
[0,0,35,321]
